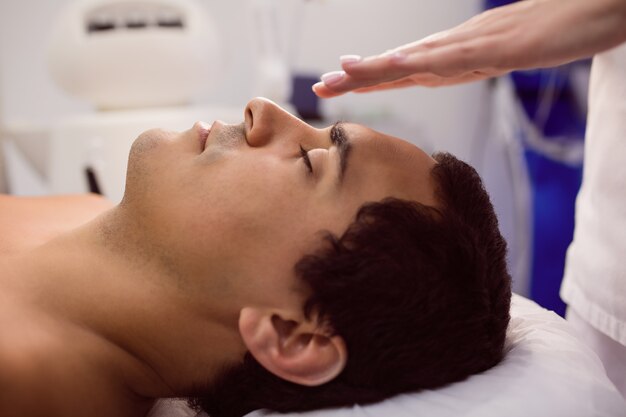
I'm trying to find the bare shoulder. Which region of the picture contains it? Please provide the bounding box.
[0,193,114,218]
[0,313,65,416]
[0,194,114,255]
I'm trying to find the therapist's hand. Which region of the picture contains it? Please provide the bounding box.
[313,0,626,98]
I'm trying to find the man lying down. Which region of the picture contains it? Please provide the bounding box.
[0,98,511,417]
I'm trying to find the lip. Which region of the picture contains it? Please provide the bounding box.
[194,121,212,152]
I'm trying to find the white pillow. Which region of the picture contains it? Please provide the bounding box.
[152,294,626,417]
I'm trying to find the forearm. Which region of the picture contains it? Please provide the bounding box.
[473,0,626,70]
[596,0,626,45]
[529,0,626,64]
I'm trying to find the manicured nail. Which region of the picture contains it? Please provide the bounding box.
[312,81,325,92]
[321,70,345,86]
[340,54,362,65]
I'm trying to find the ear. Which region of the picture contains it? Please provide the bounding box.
[238,307,347,386]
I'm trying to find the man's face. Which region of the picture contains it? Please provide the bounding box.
[122,98,438,311]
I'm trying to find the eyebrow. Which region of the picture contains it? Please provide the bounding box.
[330,121,351,183]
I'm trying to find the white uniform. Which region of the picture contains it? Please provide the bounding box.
[561,41,626,397]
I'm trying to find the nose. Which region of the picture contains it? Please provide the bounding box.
[244,97,311,147]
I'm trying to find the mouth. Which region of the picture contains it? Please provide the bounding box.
[194,121,213,152]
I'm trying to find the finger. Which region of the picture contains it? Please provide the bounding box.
[340,52,420,82]
[395,38,503,78]
[366,23,483,61]
[381,28,465,56]
[312,81,347,98]
[313,69,406,97]
[313,60,491,97]
[351,71,491,94]
[314,66,496,97]
[314,77,414,97]
[352,78,424,93]
[314,55,422,96]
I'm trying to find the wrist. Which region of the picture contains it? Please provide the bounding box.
[602,0,626,43]
[570,0,626,54]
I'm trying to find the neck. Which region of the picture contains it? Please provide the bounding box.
[0,206,245,399]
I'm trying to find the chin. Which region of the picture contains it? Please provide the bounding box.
[120,142,153,207]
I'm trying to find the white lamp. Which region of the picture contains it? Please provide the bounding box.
[42,0,242,203]
[47,0,221,110]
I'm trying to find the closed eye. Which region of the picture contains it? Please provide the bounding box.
[300,145,313,173]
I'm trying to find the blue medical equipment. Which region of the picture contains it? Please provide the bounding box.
[485,0,588,316]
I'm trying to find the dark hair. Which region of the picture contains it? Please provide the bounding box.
[189,152,511,417]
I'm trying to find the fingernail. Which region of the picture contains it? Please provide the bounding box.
[321,70,345,86]
[312,81,325,91]
[340,54,362,65]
